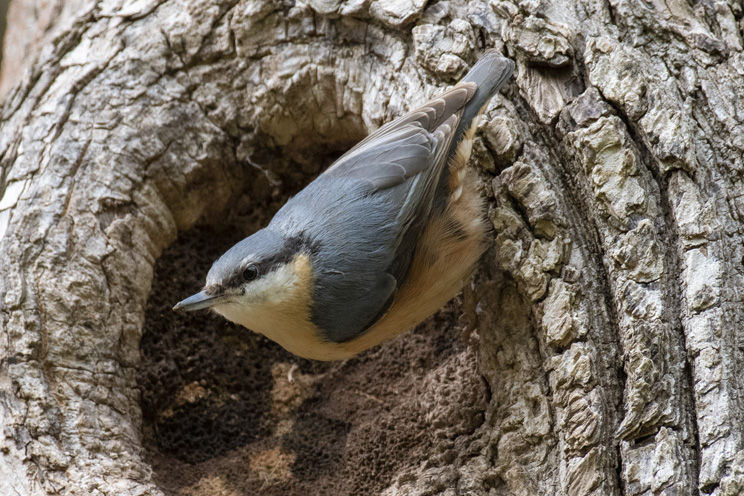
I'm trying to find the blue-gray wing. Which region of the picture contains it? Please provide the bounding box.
[284,83,477,342]
[283,52,514,343]
[324,82,476,263]
[324,83,476,192]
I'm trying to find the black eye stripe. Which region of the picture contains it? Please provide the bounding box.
[229,234,319,287]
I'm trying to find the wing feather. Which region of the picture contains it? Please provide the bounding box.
[317,84,476,294]
[323,82,476,180]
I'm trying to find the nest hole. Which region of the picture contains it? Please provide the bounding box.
[138,127,476,496]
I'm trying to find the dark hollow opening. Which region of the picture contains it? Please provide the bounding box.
[139,134,484,496]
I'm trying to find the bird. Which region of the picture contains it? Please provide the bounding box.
[174,51,514,361]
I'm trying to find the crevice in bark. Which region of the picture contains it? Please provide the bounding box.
[499,76,627,494]
[548,141,627,494]
[607,96,702,488]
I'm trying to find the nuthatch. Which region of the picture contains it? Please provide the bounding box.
[174,51,514,360]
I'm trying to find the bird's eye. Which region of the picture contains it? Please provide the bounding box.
[243,265,259,281]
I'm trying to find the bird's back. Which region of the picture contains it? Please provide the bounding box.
[268,51,514,357]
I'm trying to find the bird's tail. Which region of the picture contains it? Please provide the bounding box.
[435,51,514,206]
[458,50,515,132]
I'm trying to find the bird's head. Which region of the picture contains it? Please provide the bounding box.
[173,229,313,323]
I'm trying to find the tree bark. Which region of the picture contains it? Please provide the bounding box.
[1,0,743,495]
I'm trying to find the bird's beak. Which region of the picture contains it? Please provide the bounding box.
[173,290,224,312]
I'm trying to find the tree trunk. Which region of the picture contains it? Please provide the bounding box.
[1,0,743,495]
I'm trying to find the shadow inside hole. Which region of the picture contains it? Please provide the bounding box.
[137,113,479,494]
[281,410,351,480]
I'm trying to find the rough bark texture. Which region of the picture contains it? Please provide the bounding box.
[1,0,743,495]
